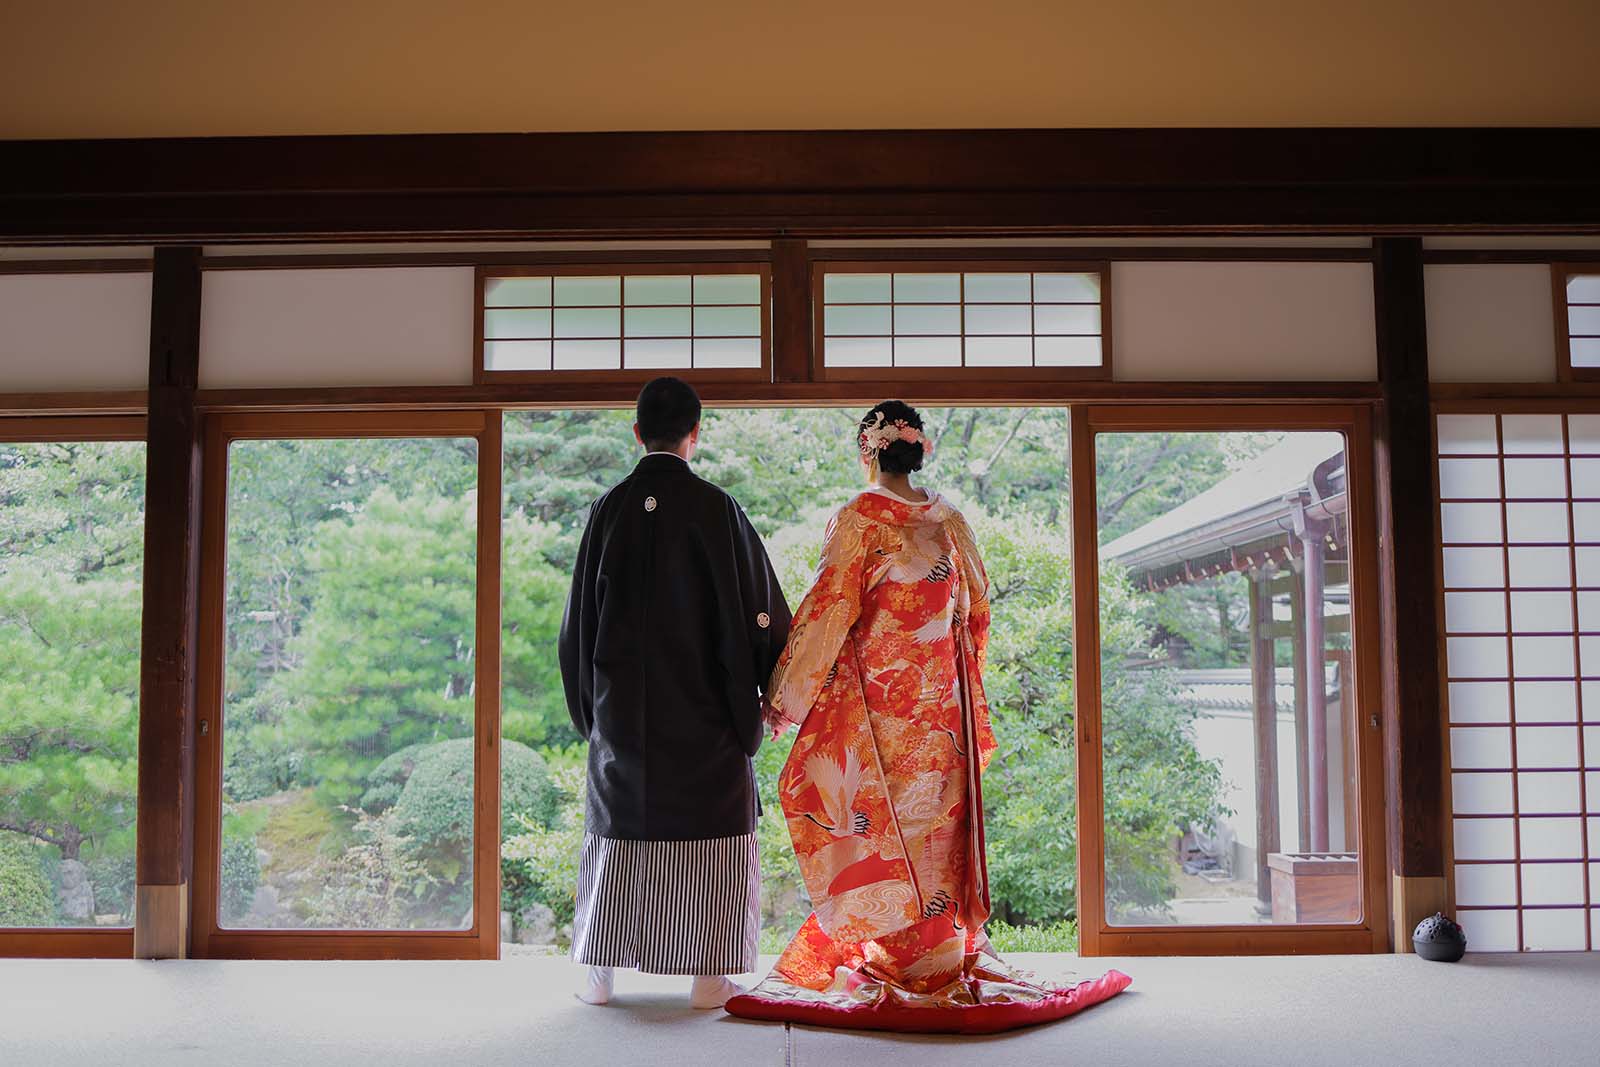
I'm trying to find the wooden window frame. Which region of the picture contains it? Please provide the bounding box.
[0,415,147,959]
[190,410,502,960]
[1431,398,1600,953]
[1555,264,1600,384]
[474,262,773,387]
[809,257,1112,383]
[1070,403,1390,955]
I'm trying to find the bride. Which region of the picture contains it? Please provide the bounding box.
[726,401,1129,1033]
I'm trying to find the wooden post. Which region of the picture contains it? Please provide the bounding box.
[134,247,204,959]
[1373,237,1449,950]
[771,238,813,383]
[1289,563,1312,851]
[1301,527,1330,852]
[1247,567,1281,910]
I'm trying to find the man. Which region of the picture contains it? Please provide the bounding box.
[558,377,791,1009]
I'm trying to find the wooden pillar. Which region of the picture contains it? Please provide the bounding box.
[1289,564,1312,851]
[1301,527,1330,852]
[771,238,813,383]
[134,247,204,959]
[1373,237,1449,950]
[1247,568,1281,909]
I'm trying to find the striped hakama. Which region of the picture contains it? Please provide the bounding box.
[572,831,761,976]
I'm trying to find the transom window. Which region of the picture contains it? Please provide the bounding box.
[1559,269,1600,381]
[477,265,769,381]
[814,262,1108,379]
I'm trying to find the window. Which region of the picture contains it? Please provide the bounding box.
[1075,406,1385,954]
[1436,411,1598,952]
[194,412,501,958]
[814,262,1108,378]
[0,421,144,939]
[477,265,770,381]
[1557,268,1600,381]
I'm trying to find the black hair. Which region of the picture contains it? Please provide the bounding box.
[859,399,926,475]
[636,376,702,452]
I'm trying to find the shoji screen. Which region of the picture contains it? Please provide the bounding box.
[1437,411,1599,952]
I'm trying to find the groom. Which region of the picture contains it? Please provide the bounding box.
[558,376,791,1009]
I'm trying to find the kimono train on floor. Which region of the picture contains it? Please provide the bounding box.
[726,488,1130,1033]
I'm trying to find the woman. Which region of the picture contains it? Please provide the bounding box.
[726,402,1129,1033]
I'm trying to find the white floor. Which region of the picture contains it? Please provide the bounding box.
[1,952,1597,1066]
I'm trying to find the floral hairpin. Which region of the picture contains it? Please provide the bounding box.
[857,412,933,460]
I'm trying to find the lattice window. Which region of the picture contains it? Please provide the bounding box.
[814,263,1108,379]
[1559,270,1600,381]
[1437,411,1600,952]
[477,266,769,380]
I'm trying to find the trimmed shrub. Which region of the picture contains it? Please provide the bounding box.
[0,833,56,926]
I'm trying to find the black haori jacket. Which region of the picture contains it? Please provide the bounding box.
[559,453,792,841]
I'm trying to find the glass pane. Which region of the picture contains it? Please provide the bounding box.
[824,305,892,336]
[964,336,1032,366]
[1571,338,1600,368]
[623,307,691,338]
[1034,336,1103,367]
[1569,306,1600,335]
[1033,272,1101,302]
[624,275,691,306]
[484,341,551,372]
[1436,414,1499,455]
[1449,682,1510,723]
[553,339,621,370]
[553,307,621,339]
[1098,430,1361,926]
[692,274,760,305]
[484,276,551,307]
[893,337,961,366]
[692,337,762,368]
[498,407,1080,954]
[1437,458,1501,499]
[0,440,145,929]
[552,275,621,307]
[963,272,1031,302]
[483,308,551,340]
[964,304,1031,335]
[822,273,891,303]
[1440,502,1502,544]
[1033,304,1102,334]
[823,336,892,367]
[893,304,961,336]
[694,305,761,337]
[892,273,960,303]
[623,338,692,369]
[220,437,478,930]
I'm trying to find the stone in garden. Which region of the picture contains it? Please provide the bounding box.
[517,902,557,945]
[57,859,94,921]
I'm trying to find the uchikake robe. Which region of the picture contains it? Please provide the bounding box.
[558,452,791,974]
[726,489,1131,1031]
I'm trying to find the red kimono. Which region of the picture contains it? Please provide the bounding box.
[726,489,1129,1033]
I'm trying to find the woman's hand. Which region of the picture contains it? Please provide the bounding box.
[762,700,789,741]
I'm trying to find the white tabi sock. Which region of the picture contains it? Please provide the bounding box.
[576,965,614,1005]
[689,974,745,1010]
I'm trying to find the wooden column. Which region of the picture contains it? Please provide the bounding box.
[134,246,204,959]
[1372,237,1449,950]
[1247,568,1281,909]
[771,238,813,383]
[1301,527,1330,852]
[1289,564,1312,850]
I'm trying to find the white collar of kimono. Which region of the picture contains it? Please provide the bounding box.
[867,484,934,505]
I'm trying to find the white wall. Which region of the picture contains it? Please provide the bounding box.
[1112,262,1378,380]
[199,268,475,388]
[0,272,151,390]
[1424,264,1557,382]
